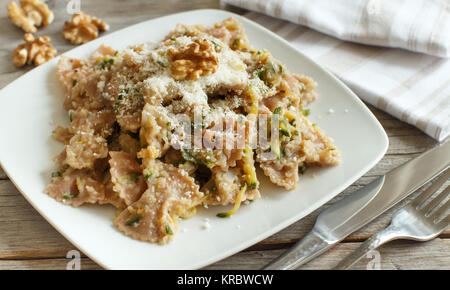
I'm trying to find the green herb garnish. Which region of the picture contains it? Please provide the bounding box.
[299,164,307,175]
[173,160,184,167]
[302,109,311,116]
[210,39,220,51]
[203,158,216,169]
[126,215,142,226]
[120,88,130,96]
[113,95,123,112]
[72,79,77,87]
[113,101,120,112]
[273,107,281,115]
[156,60,166,67]
[231,38,240,48]
[256,68,267,80]
[62,193,77,199]
[51,171,61,178]
[126,130,139,139]
[270,62,276,72]
[165,224,174,235]
[181,150,198,164]
[216,213,228,218]
[99,58,114,69]
[259,85,268,94]
[280,128,290,137]
[127,173,140,182]
[144,171,153,180]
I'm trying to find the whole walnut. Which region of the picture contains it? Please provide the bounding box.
[13,33,57,67]
[7,0,54,33]
[63,12,109,45]
[168,38,218,81]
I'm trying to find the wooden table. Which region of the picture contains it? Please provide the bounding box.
[0,0,448,270]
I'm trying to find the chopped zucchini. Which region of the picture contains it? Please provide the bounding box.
[217,183,247,218]
[62,193,77,200]
[181,150,198,164]
[242,145,258,190]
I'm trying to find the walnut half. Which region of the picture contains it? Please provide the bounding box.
[13,33,57,67]
[168,38,218,81]
[7,0,54,33]
[63,12,109,45]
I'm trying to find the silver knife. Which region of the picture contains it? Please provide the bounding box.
[263,140,450,270]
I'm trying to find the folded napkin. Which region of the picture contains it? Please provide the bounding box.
[224,0,450,57]
[223,0,450,141]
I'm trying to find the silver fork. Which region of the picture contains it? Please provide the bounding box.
[334,168,450,270]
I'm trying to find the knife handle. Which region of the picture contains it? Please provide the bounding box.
[262,229,335,270]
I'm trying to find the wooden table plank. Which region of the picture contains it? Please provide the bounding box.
[207,239,450,270]
[0,258,101,270]
[0,0,447,270]
[1,239,448,270]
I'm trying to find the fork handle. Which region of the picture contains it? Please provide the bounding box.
[334,224,403,270]
[263,230,334,270]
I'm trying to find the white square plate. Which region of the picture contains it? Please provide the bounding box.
[0,9,388,269]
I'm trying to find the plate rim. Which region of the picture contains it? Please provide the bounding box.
[0,8,389,269]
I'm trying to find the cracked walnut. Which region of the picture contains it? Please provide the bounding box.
[13,33,57,67]
[63,12,110,45]
[168,38,218,81]
[7,0,54,33]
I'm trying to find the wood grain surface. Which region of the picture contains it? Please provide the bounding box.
[0,0,448,270]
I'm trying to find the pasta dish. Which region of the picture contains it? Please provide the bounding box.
[44,18,340,244]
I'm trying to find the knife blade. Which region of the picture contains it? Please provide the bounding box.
[263,140,450,270]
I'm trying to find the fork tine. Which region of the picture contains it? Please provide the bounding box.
[430,197,450,222]
[412,168,450,208]
[421,184,450,215]
[437,214,450,228]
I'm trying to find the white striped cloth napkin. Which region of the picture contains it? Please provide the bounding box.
[223,0,450,141]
